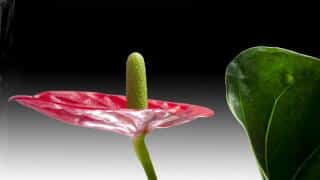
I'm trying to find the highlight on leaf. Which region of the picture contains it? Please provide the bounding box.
[226,46,320,180]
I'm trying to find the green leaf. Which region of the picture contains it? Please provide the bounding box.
[225,47,320,180]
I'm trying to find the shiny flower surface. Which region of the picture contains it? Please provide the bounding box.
[10,91,214,137]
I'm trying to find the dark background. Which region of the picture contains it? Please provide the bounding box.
[1,1,318,76]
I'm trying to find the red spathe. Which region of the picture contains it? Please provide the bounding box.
[10,91,214,137]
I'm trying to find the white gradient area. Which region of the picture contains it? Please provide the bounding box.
[0,112,8,179]
[5,74,260,180]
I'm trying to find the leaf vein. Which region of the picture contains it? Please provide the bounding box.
[264,86,291,176]
[291,144,320,180]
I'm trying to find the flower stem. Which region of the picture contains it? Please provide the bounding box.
[132,133,157,180]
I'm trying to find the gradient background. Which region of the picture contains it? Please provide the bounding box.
[1,1,320,179]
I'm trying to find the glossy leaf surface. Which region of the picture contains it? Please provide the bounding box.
[226,47,320,180]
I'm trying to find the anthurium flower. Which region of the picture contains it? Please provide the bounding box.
[10,91,213,137]
[10,52,214,180]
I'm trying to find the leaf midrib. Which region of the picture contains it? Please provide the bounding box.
[264,86,291,176]
[263,85,320,180]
